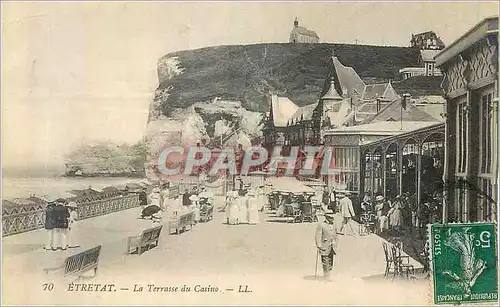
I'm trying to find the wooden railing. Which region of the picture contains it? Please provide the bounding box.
[179,176,229,196]
[2,203,47,236]
[2,194,139,237]
[77,194,139,220]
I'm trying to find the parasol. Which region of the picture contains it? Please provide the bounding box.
[141,205,161,219]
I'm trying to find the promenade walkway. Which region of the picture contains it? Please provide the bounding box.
[3,197,428,306]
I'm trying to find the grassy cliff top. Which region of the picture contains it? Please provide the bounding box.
[156,43,421,116]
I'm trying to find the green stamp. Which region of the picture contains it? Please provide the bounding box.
[431,223,498,305]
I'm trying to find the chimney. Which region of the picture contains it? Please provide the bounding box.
[376,98,381,113]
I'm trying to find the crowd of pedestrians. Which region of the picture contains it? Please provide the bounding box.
[360,191,443,238]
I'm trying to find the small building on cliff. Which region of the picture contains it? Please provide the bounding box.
[410,31,446,50]
[289,17,320,43]
[400,31,446,80]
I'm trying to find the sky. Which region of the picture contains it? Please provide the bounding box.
[1,1,498,168]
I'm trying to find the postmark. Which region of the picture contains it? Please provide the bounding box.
[431,223,498,305]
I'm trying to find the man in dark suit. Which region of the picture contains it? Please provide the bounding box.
[53,199,70,250]
[139,187,148,207]
[322,187,330,211]
[315,211,338,279]
[182,187,194,207]
[44,202,56,251]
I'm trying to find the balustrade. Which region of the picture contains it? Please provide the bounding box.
[2,194,139,237]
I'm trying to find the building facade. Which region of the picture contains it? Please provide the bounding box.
[400,49,443,80]
[400,31,445,80]
[435,16,498,223]
[324,108,440,194]
[410,31,446,50]
[289,18,320,43]
[263,54,400,151]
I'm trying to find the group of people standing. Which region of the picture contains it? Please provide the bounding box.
[360,193,404,234]
[273,191,314,218]
[361,191,442,236]
[186,186,214,223]
[139,184,214,224]
[138,183,172,212]
[223,184,265,225]
[44,199,79,251]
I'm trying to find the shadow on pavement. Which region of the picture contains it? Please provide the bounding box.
[362,269,430,283]
[303,275,333,282]
[376,228,427,267]
[265,218,295,223]
[3,243,46,256]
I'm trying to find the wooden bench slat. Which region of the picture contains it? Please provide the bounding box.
[45,245,101,282]
[126,225,163,255]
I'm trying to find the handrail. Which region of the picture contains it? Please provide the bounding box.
[2,194,139,237]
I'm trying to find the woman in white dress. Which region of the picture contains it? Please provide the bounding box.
[159,184,170,211]
[148,188,163,222]
[247,190,259,225]
[226,190,239,225]
[149,188,161,207]
[276,192,291,217]
[257,186,267,212]
[238,190,249,224]
[189,194,200,223]
[67,202,80,248]
[388,196,403,232]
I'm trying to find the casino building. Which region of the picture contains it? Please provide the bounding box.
[357,16,498,223]
[435,16,498,223]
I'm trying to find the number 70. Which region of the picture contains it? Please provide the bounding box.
[42,283,54,291]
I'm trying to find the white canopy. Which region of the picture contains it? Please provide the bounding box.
[266,177,315,193]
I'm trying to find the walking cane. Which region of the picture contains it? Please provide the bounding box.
[314,249,319,277]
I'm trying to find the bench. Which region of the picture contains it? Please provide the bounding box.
[169,212,194,234]
[199,205,213,223]
[284,204,302,223]
[300,202,315,223]
[44,245,101,282]
[126,225,163,255]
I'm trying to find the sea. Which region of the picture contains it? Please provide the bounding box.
[1,176,147,200]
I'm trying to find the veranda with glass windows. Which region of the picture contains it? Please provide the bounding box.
[360,123,445,212]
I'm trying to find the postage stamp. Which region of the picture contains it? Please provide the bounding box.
[431,223,498,305]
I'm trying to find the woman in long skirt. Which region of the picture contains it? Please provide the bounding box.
[189,194,200,223]
[238,191,249,224]
[388,196,403,232]
[247,190,259,225]
[258,186,267,212]
[226,191,239,225]
[276,193,291,217]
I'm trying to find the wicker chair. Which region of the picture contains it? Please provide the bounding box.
[391,244,414,280]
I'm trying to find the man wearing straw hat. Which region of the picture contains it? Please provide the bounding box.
[315,211,338,279]
[339,191,356,235]
[66,201,80,249]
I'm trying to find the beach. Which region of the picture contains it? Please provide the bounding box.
[1,176,147,200]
